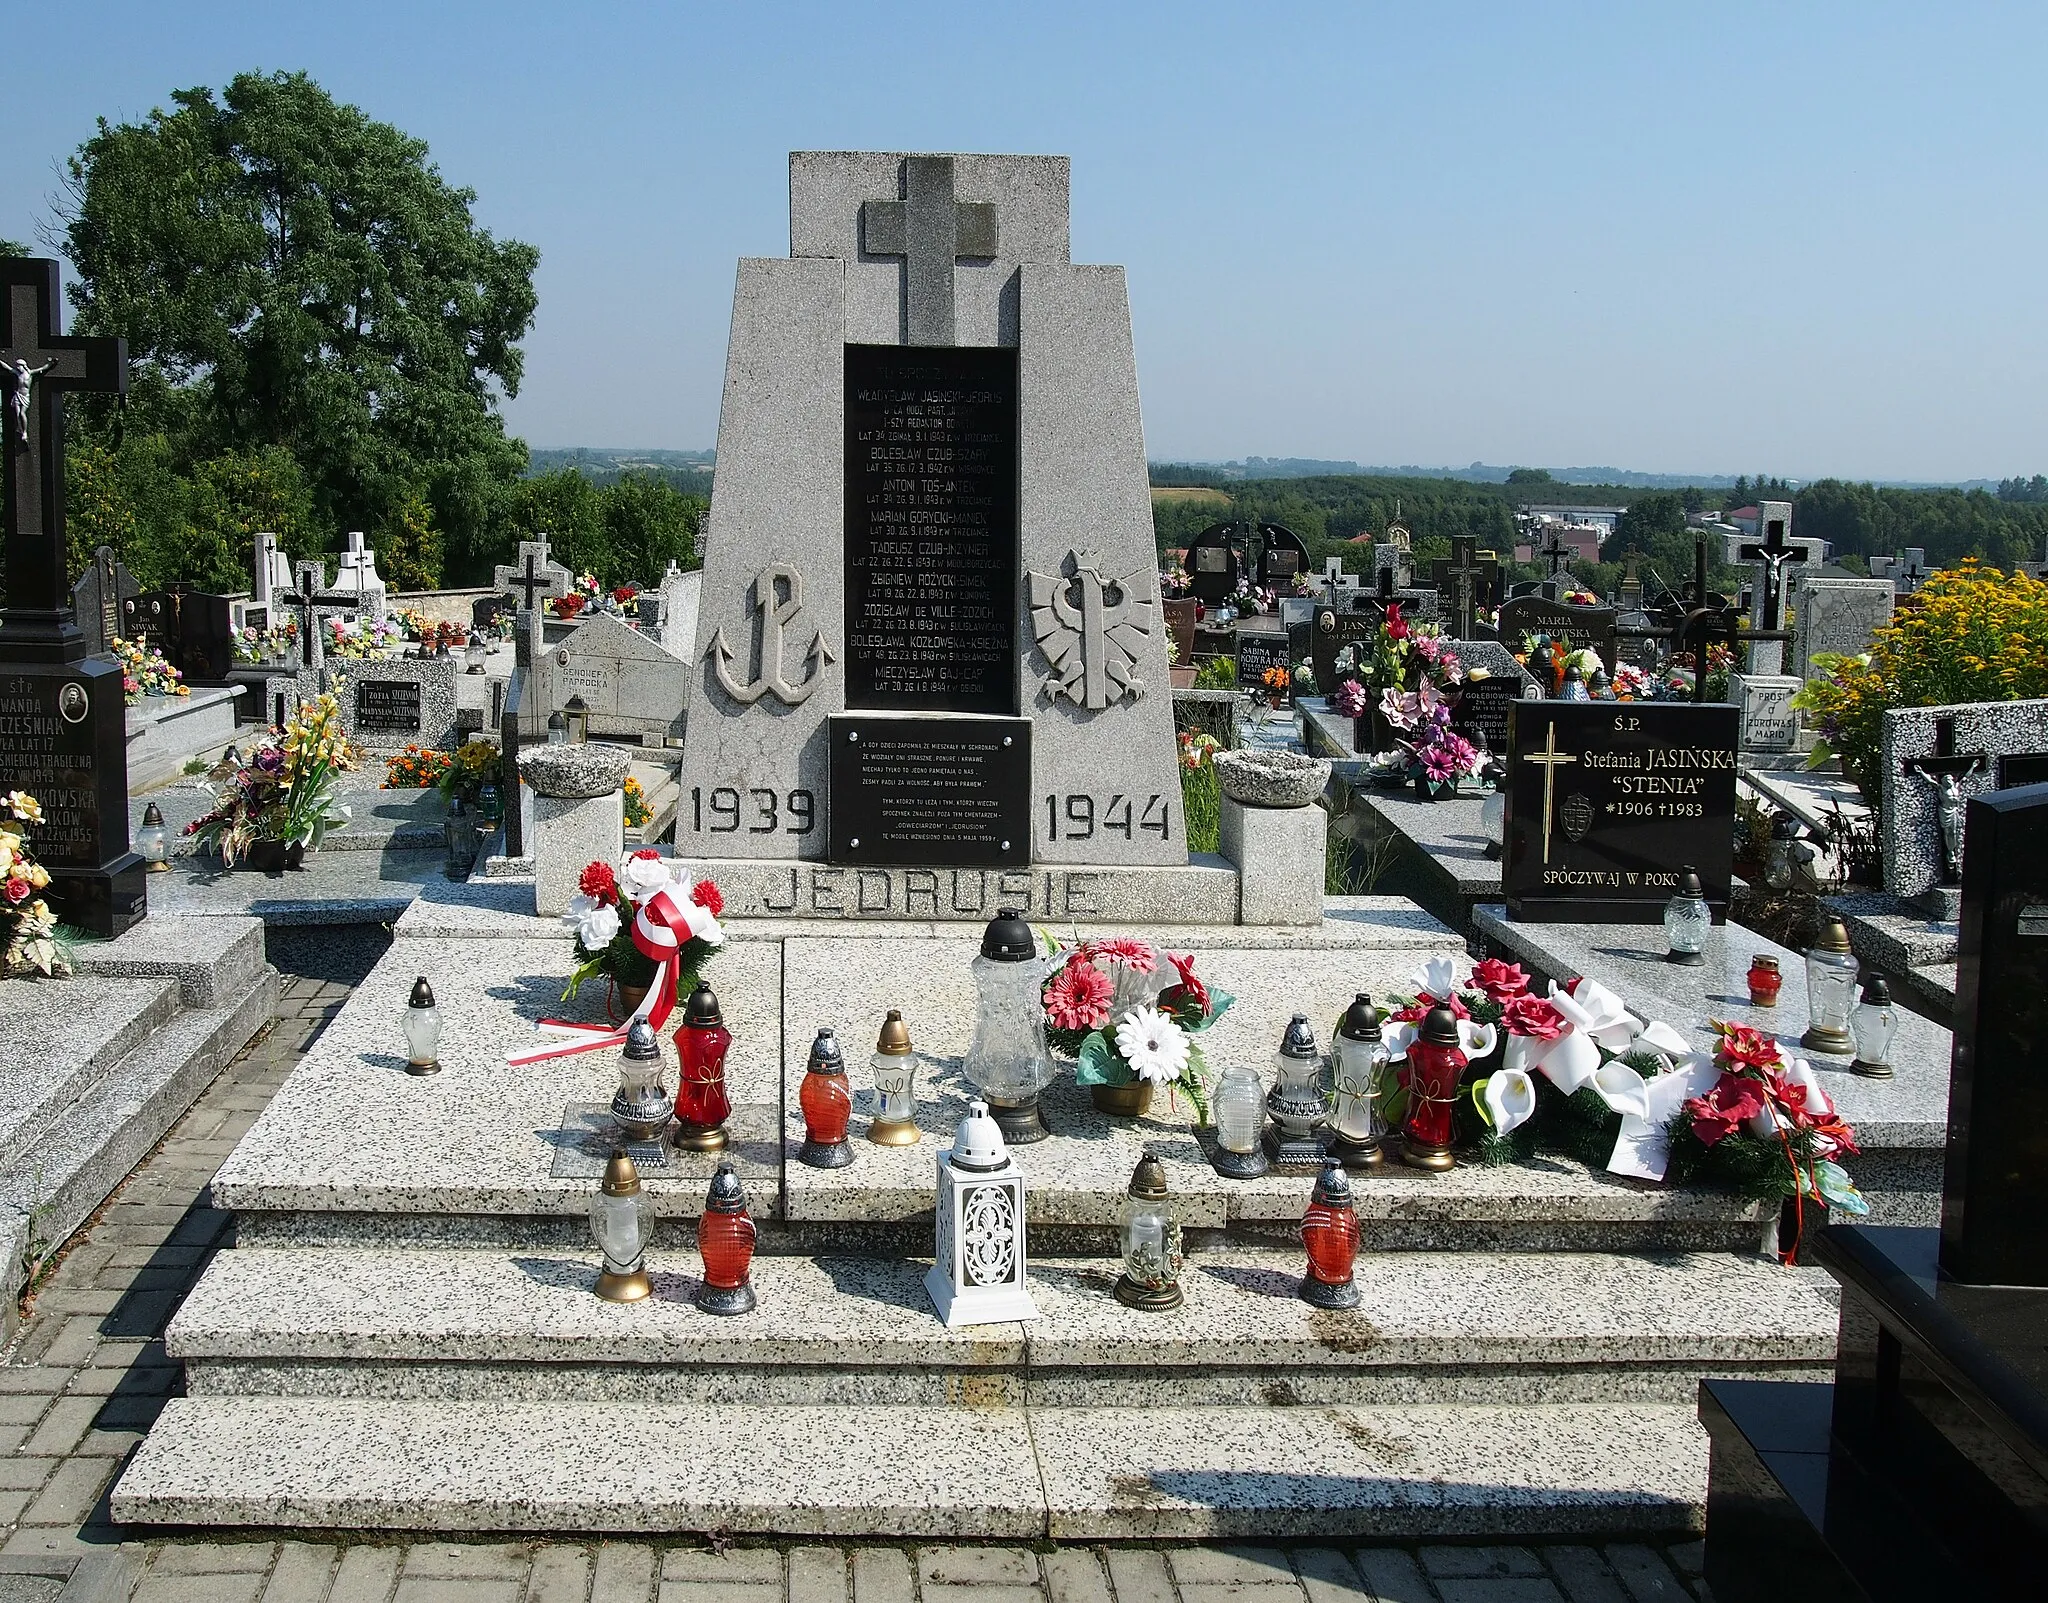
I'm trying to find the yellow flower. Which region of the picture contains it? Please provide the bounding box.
[26,864,48,889]
[6,791,43,824]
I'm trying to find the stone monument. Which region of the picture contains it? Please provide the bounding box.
[675,151,1181,870]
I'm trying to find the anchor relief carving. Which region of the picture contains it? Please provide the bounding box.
[1027,550,1158,711]
[708,563,835,706]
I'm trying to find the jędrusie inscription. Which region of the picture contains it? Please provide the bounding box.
[828,713,1031,868]
[843,343,1019,715]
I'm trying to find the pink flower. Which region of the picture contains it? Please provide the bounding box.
[1332,678,1371,718]
[1713,1021,1782,1072]
[1470,959,1531,1003]
[1083,936,1156,973]
[1422,748,1457,782]
[2,877,29,904]
[1044,955,1113,1032]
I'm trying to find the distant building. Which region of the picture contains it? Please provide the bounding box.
[1727,506,1761,537]
[1518,504,1624,535]
[1512,523,1606,565]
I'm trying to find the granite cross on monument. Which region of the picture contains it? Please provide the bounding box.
[1738,505,1808,673]
[1442,535,1485,639]
[860,155,1000,346]
[1537,525,1574,581]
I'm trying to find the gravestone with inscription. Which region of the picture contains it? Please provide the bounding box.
[1495,593,1619,677]
[123,585,234,684]
[1791,576,1893,685]
[1255,523,1309,590]
[70,547,137,660]
[1235,626,1290,694]
[554,611,688,744]
[674,151,1182,880]
[329,657,460,751]
[1502,701,1739,923]
[1444,640,1542,757]
[0,257,143,936]
[1185,521,1241,605]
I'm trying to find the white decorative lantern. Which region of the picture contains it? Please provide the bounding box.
[924,1099,1039,1328]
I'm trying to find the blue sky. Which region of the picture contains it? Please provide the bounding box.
[7,2,2044,481]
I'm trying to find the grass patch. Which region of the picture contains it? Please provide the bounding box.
[1181,761,1221,854]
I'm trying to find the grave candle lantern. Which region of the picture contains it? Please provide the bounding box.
[867,1009,921,1145]
[1299,1159,1362,1310]
[1662,865,1710,966]
[563,696,589,744]
[1850,974,1898,1079]
[1398,1003,1465,1172]
[1326,993,1385,1171]
[693,1158,758,1315]
[1211,1061,1270,1179]
[1765,813,1802,890]
[1800,916,1859,1056]
[611,1019,672,1144]
[589,1149,654,1302]
[796,1026,855,1168]
[1265,1013,1330,1170]
[1746,955,1784,1009]
[962,910,1054,1145]
[924,1099,1039,1327]
[1114,1152,1183,1310]
[546,711,568,745]
[672,981,732,1152]
[1558,658,1590,701]
[465,638,487,674]
[401,976,442,1075]
[136,802,171,872]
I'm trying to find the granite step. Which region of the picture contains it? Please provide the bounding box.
[0,975,180,1172]
[110,1394,1708,1538]
[165,1246,1836,1407]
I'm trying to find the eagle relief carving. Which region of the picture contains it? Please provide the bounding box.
[1026,550,1158,710]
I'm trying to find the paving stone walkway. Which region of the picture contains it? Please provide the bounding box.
[1,971,1716,1603]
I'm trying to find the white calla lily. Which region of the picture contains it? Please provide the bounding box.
[1634,1019,1692,1066]
[1591,1060,1650,1120]
[1550,978,1638,1054]
[1458,1020,1499,1059]
[1412,955,1459,1002]
[1505,1024,1601,1094]
[1482,1068,1538,1134]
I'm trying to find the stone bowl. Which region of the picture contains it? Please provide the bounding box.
[517,742,631,799]
[1213,749,1331,809]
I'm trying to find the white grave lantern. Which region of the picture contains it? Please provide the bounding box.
[924,1099,1039,1328]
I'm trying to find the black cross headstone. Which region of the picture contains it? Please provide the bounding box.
[510,550,551,610]
[1537,525,1574,580]
[1737,516,1810,634]
[860,155,1000,347]
[2,259,127,663]
[1437,535,1487,639]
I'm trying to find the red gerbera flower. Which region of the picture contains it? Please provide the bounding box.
[631,848,662,861]
[690,879,724,917]
[1157,951,1209,1019]
[1044,955,1113,1032]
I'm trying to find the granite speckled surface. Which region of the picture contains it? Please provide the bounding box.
[112,1397,1047,1535]
[141,847,453,924]
[1473,904,1949,1150]
[0,977,178,1157]
[208,937,785,1220]
[1827,889,1959,970]
[67,913,265,1006]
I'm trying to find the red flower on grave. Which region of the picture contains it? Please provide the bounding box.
[1470,958,1531,1003]
[690,879,725,917]
[2,876,30,904]
[1683,1073,1768,1147]
[1043,955,1114,1033]
[1499,994,1566,1041]
[1391,994,1470,1024]
[1082,936,1156,973]
[630,848,662,861]
[1385,602,1409,641]
[612,585,638,603]
[578,861,619,906]
[1157,951,1210,1020]
[1712,1021,1782,1072]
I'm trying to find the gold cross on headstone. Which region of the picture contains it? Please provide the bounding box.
[861,156,999,346]
[1521,718,1579,865]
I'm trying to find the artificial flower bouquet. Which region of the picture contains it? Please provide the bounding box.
[561,851,725,1013]
[0,792,67,978]
[395,607,431,640]
[185,693,357,865]
[622,774,653,829]
[383,745,454,789]
[1260,664,1291,706]
[1371,683,1485,796]
[325,615,403,660]
[435,737,499,808]
[1328,603,1464,753]
[1044,938,1231,1120]
[113,637,188,704]
[233,622,298,665]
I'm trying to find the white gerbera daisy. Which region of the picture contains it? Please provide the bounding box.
[1113,1005,1191,1085]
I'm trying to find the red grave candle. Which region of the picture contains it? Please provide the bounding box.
[1298,1161,1362,1309]
[796,1027,855,1168]
[693,1160,757,1315]
[1399,1004,1467,1171]
[672,982,732,1150]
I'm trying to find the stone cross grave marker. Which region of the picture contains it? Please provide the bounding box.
[1880,699,2048,914]
[494,538,572,624]
[0,256,143,935]
[1737,502,1806,674]
[1430,535,1497,641]
[335,531,387,620]
[1536,524,1575,580]
[674,151,1182,877]
[1870,547,1931,595]
[253,531,292,608]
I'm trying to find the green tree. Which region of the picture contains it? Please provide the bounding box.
[1506,467,1553,485]
[63,439,138,582]
[509,468,606,579]
[380,485,443,591]
[60,71,539,582]
[0,238,29,257]
[180,447,319,592]
[1615,492,1684,551]
[601,472,702,585]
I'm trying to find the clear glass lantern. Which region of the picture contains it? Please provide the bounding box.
[1266,1014,1329,1170]
[401,976,442,1075]
[589,1149,654,1302]
[465,638,487,674]
[1114,1153,1184,1310]
[564,695,589,744]
[1327,993,1385,1170]
[611,1018,672,1143]
[1800,916,1860,1056]
[962,910,1054,1144]
[1765,813,1801,891]
[1663,865,1710,966]
[868,1009,921,1146]
[1850,974,1898,1079]
[1211,1061,1270,1179]
[546,711,568,745]
[136,801,171,872]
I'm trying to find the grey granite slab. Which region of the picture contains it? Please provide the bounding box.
[1828,889,1958,968]
[140,848,454,924]
[0,976,177,1161]
[1034,1402,1706,1538]
[113,1396,1046,1536]
[135,775,449,857]
[67,914,265,1007]
[1351,790,1500,898]
[208,936,784,1221]
[1473,905,1949,1149]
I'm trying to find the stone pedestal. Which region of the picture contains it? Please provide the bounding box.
[1219,796,1325,926]
[517,745,630,917]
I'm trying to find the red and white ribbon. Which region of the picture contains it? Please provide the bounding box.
[507,883,721,1067]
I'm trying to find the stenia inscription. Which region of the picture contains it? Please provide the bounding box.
[1503,701,1738,923]
[844,344,1018,715]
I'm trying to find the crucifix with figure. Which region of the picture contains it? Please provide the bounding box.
[1738,517,1809,636]
[1439,536,1487,639]
[861,155,1000,346]
[2,258,127,662]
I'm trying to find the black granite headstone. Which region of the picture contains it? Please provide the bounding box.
[472,594,512,633]
[1186,521,1241,605]
[1255,523,1309,590]
[1502,701,1738,923]
[1495,594,1619,674]
[843,343,1018,715]
[1448,675,1526,757]
[827,713,1031,868]
[1235,629,1289,693]
[1309,606,1382,694]
[70,546,137,659]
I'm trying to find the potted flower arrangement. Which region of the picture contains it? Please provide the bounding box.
[1,792,67,978]
[1045,939,1230,1119]
[383,744,454,789]
[434,737,499,810]
[1372,685,1485,798]
[113,637,188,706]
[1328,603,1464,754]
[562,851,726,1017]
[1259,663,1291,709]
[622,774,653,830]
[610,584,639,615]
[550,591,588,620]
[185,692,356,870]
[326,616,402,660]
[395,606,431,641]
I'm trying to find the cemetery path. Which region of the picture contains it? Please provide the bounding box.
[2,975,1713,1603]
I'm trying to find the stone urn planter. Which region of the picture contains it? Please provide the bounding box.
[1214,749,1331,810]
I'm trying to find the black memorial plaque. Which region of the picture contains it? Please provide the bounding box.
[828,714,1031,869]
[356,678,423,736]
[1310,606,1383,696]
[0,662,144,933]
[1235,630,1289,692]
[1255,523,1309,589]
[1187,522,1240,604]
[1495,595,1618,673]
[1997,753,2048,792]
[1503,701,1738,924]
[844,344,1018,715]
[1448,675,1526,756]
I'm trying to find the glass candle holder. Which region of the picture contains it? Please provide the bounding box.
[1299,1160,1361,1310]
[1663,865,1710,965]
[1747,955,1783,1008]
[136,801,171,871]
[1398,1004,1466,1172]
[672,981,733,1152]
[962,910,1054,1144]
[1211,1062,1270,1179]
[611,1019,672,1143]
[694,1159,758,1315]
[1114,1153,1183,1311]
[1265,1014,1329,1170]
[1800,917,1860,1056]
[402,976,442,1075]
[868,1009,921,1145]
[1850,974,1898,1079]
[797,1026,855,1168]
[1326,993,1385,1171]
[589,1149,654,1302]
